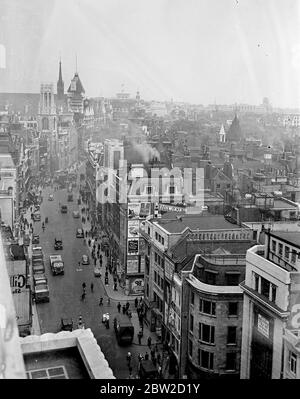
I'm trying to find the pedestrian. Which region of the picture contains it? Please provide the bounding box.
[147,336,152,348]
[151,347,155,359]
[90,282,94,292]
[128,366,133,379]
[137,330,143,345]
[157,353,161,365]
[122,305,126,314]
[99,297,103,306]
[82,282,86,290]
[126,351,132,366]
[107,297,110,306]
[126,301,130,311]
[158,365,162,378]
[117,302,121,313]
[145,352,149,360]
[81,291,86,301]
[135,297,138,308]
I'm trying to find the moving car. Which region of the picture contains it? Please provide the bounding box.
[113,314,134,345]
[81,255,90,265]
[54,238,63,250]
[94,265,101,277]
[61,204,68,213]
[139,360,159,379]
[72,210,80,218]
[50,254,64,275]
[32,234,40,244]
[48,194,54,201]
[67,194,73,202]
[60,318,73,332]
[76,228,84,238]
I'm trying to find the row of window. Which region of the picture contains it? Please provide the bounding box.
[155,231,165,246]
[189,317,237,345]
[253,272,277,303]
[202,270,241,286]
[189,341,237,371]
[154,252,165,268]
[154,270,164,289]
[191,295,239,316]
[272,240,299,264]
[189,232,251,241]
[153,292,163,313]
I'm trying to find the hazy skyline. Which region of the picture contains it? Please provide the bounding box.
[0,0,299,108]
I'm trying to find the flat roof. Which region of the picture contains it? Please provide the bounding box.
[24,348,90,379]
[270,231,300,249]
[155,213,241,234]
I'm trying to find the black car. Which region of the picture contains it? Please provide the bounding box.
[54,238,63,250]
[32,234,40,244]
[60,318,73,332]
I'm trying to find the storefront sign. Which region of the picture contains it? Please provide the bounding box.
[158,203,185,213]
[257,314,269,338]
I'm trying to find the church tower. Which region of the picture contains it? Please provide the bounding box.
[57,59,64,102]
[38,83,56,133]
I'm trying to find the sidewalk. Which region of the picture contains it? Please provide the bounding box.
[78,200,135,302]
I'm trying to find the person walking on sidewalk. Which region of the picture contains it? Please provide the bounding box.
[90,282,94,292]
[99,297,103,306]
[147,336,152,349]
[82,282,86,290]
[126,352,132,366]
[137,330,143,345]
[117,302,121,313]
[122,305,126,314]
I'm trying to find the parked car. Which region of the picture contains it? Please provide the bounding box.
[33,212,41,221]
[60,205,68,213]
[48,194,54,201]
[72,210,80,218]
[81,255,90,265]
[94,265,101,277]
[32,234,40,244]
[76,228,84,238]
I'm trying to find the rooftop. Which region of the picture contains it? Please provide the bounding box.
[155,212,240,234]
[270,231,300,249]
[24,348,90,379]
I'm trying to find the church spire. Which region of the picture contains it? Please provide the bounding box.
[57,58,64,101]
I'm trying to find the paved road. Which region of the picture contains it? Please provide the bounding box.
[33,184,153,379]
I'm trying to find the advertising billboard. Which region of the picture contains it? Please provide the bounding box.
[128,219,140,238]
[127,257,139,274]
[128,239,139,255]
[131,278,144,294]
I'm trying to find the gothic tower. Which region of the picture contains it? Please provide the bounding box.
[57,59,64,102]
[38,83,56,132]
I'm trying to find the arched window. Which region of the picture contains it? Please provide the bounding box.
[42,117,49,130]
[8,186,13,196]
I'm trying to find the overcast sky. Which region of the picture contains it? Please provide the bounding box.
[0,0,299,107]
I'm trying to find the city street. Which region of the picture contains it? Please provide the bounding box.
[32,183,159,379]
